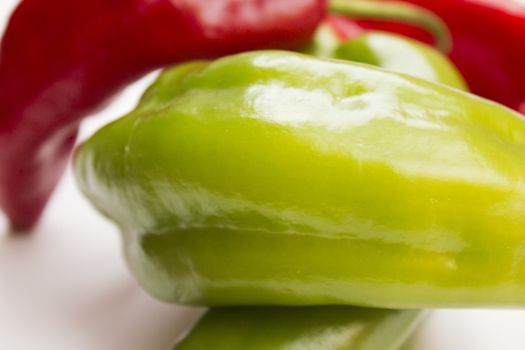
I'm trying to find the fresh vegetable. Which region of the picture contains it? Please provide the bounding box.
[75,51,525,308]
[173,307,423,350]
[0,0,325,231]
[306,29,467,89]
[328,0,525,113]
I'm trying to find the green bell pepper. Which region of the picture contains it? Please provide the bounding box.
[173,307,423,350]
[74,50,525,308]
[306,26,467,90]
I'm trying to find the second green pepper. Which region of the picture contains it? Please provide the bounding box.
[173,307,423,350]
[305,27,467,90]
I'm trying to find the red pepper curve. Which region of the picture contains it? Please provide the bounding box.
[0,0,325,231]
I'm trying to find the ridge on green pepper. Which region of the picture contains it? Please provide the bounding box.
[172,307,424,350]
[75,50,525,309]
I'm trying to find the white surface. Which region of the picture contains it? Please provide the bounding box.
[2,1,525,349]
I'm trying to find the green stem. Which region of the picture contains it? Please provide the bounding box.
[330,0,452,53]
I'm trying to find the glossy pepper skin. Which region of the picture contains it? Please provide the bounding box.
[75,51,525,308]
[306,29,467,90]
[0,0,325,231]
[173,307,423,350]
[328,0,525,113]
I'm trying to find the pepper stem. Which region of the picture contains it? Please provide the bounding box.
[329,0,452,53]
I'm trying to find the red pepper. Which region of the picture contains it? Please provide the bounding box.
[327,0,525,113]
[0,0,325,231]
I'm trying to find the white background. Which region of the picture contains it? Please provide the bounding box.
[1,1,525,349]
